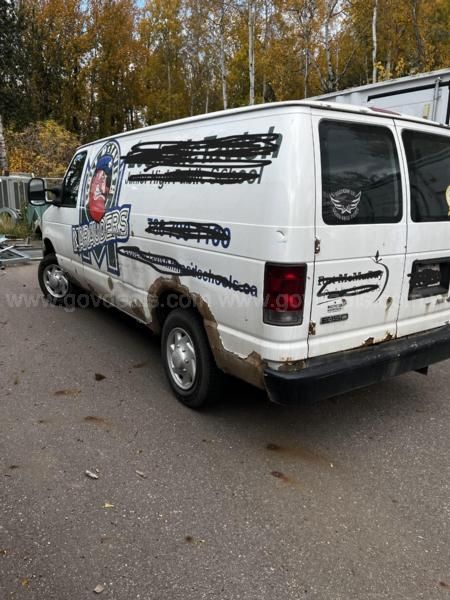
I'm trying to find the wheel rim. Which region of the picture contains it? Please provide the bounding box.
[43,264,69,299]
[166,327,197,391]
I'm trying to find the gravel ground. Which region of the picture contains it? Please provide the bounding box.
[1,263,450,600]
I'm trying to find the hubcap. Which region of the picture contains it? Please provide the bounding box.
[166,327,197,390]
[43,264,69,299]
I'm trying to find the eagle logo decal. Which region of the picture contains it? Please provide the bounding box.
[329,188,362,221]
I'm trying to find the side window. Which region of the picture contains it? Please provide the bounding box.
[319,120,402,225]
[62,151,87,207]
[402,130,450,222]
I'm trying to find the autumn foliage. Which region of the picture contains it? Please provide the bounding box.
[0,0,449,175]
[6,121,79,178]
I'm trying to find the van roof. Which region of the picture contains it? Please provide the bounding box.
[78,99,450,150]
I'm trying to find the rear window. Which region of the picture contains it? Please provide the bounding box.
[402,130,450,222]
[320,120,402,225]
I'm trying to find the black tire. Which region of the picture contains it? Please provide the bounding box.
[38,253,76,306]
[161,308,223,409]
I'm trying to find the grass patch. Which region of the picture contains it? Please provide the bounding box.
[0,213,32,239]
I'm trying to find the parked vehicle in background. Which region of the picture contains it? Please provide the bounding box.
[28,101,450,409]
[313,68,450,125]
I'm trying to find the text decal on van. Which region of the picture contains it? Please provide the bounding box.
[72,205,130,255]
[74,140,129,275]
[145,218,231,248]
[117,246,257,296]
[123,128,282,189]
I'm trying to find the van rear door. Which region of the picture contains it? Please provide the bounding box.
[396,124,450,337]
[308,110,407,357]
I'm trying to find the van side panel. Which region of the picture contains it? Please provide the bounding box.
[80,109,316,369]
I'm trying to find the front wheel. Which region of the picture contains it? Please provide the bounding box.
[161,309,223,409]
[38,253,75,305]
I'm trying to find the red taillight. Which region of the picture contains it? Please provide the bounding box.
[263,263,307,325]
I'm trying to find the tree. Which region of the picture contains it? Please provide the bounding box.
[139,0,188,124]
[248,0,256,104]
[209,0,233,109]
[0,0,448,146]
[86,0,142,138]
[0,0,25,128]
[0,115,7,173]
[5,121,79,177]
[372,0,378,83]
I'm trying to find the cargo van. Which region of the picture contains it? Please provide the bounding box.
[28,101,450,408]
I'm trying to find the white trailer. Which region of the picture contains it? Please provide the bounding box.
[313,68,450,125]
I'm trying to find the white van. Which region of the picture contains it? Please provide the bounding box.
[28,101,450,408]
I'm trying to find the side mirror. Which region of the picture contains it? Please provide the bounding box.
[28,178,47,206]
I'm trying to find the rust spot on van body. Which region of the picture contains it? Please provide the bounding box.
[147,277,265,388]
[278,360,306,372]
[361,331,395,347]
[130,300,147,322]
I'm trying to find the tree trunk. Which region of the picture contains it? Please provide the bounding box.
[219,8,228,110]
[205,86,210,113]
[167,63,172,119]
[248,0,255,105]
[304,48,309,98]
[411,0,424,69]
[0,115,8,174]
[372,0,378,83]
[323,1,335,92]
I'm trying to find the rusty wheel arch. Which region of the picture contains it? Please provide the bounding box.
[147,276,265,389]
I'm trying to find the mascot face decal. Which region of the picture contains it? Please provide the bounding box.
[72,139,130,276]
[329,188,362,221]
[87,154,113,223]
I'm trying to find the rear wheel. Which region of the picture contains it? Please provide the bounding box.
[38,253,75,305]
[161,309,222,409]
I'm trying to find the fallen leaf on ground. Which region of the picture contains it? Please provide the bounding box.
[94,373,106,381]
[54,389,81,397]
[84,416,108,426]
[184,536,205,544]
[85,470,99,480]
[21,578,30,587]
[103,502,114,508]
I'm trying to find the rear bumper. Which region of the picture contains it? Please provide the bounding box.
[264,325,450,405]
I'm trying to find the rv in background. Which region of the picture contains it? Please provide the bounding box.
[313,68,450,125]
